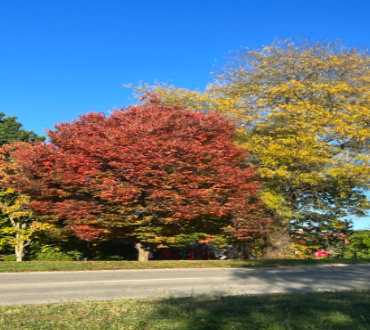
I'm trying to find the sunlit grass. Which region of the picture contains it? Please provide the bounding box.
[1,290,369,329]
[0,258,369,273]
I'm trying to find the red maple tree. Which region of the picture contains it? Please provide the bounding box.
[7,97,270,260]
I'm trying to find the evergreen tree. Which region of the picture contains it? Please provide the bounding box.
[0,112,45,146]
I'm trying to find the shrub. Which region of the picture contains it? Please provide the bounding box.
[343,231,370,259]
[34,250,74,261]
[0,254,16,261]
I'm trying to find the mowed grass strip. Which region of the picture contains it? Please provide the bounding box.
[1,290,370,330]
[1,258,370,273]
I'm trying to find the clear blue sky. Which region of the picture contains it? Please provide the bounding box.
[1,0,369,229]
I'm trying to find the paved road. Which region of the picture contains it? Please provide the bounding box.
[0,264,369,305]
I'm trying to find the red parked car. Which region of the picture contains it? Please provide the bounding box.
[315,250,328,258]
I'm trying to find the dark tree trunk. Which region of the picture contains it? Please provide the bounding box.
[262,221,293,259]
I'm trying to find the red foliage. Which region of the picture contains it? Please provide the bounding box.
[6,97,270,245]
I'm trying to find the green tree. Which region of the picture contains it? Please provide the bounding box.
[343,230,370,258]
[0,112,45,146]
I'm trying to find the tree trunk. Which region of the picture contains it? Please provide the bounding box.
[15,243,24,262]
[262,222,293,259]
[126,237,150,261]
[135,242,150,262]
[235,245,243,260]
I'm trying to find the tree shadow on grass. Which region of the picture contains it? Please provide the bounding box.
[143,290,370,330]
[138,264,370,329]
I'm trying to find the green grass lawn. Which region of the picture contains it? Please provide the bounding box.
[0,258,370,273]
[1,290,370,329]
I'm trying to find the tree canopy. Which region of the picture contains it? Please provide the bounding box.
[5,97,269,260]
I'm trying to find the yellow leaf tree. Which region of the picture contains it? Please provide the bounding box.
[128,38,370,257]
[0,144,42,262]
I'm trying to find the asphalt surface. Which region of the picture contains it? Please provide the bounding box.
[0,264,369,306]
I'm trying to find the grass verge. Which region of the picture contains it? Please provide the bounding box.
[0,258,370,273]
[1,290,370,329]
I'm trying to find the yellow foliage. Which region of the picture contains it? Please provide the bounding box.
[0,144,43,255]
[127,38,370,231]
